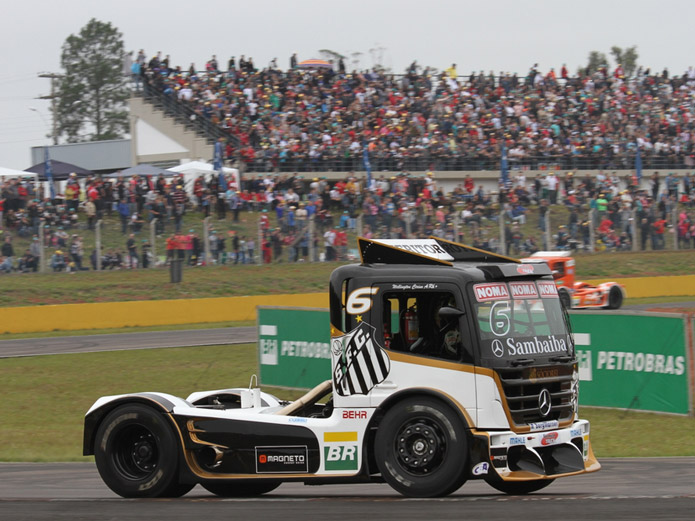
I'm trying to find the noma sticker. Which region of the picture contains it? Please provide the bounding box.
[509,282,538,299]
[473,283,509,302]
[537,281,558,298]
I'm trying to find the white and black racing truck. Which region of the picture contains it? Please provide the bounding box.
[83,237,600,498]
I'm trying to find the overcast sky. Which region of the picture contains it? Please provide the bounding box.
[2,0,694,170]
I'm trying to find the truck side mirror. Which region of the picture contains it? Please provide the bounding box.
[438,306,465,322]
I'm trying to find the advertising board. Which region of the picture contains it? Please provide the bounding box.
[572,313,691,415]
[258,307,693,415]
[257,307,330,389]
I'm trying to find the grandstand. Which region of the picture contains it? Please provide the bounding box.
[133,56,695,178]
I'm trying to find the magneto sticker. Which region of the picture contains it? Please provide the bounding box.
[509,282,538,299]
[473,283,509,302]
[331,322,390,396]
[255,446,308,473]
[537,281,559,298]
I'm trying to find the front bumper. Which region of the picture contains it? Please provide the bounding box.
[471,420,601,480]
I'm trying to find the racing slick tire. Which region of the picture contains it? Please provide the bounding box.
[485,472,554,495]
[606,285,623,309]
[94,404,192,498]
[558,288,572,310]
[202,481,280,497]
[375,397,468,498]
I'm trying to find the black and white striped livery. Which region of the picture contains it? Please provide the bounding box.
[331,322,390,396]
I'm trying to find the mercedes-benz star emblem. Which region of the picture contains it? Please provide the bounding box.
[491,339,504,358]
[538,388,552,417]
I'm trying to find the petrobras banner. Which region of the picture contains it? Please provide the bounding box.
[571,312,692,415]
[258,307,693,415]
[257,307,331,389]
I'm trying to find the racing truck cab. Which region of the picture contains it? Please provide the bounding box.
[521,251,625,309]
[83,237,599,499]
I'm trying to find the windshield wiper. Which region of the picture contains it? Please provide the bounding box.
[549,355,574,363]
[510,358,535,367]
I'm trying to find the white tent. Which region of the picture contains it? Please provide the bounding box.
[166,161,240,194]
[0,166,37,180]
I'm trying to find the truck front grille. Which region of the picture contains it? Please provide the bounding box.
[496,365,574,427]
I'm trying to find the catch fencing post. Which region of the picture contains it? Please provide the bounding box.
[631,209,638,252]
[499,209,506,255]
[96,219,103,271]
[149,218,157,267]
[308,215,316,262]
[258,217,263,265]
[203,216,211,265]
[589,208,596,253]
[38,222,46,273]
[452,210,460,243]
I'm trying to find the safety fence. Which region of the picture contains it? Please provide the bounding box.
[257,307,695,416]
[21,201,692,276]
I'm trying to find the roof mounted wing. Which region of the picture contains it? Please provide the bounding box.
[357,237,523,266]
[429,237,521,264]
[358,237,453,266]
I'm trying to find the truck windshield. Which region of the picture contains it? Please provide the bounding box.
[470,280,571,364]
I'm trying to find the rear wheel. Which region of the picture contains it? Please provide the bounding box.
[485,472,554,495]
[202,481,280,497]
[94,404,191,498]
[375,397,468,497]
[558,289,572,310]
[606,285,623,309]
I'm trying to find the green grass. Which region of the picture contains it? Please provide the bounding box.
[0,248,692,309]
[1,344,693,462]
[582,407,695,457]
[0,263,338,308]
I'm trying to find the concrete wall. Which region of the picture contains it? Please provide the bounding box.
[129,97,214,165]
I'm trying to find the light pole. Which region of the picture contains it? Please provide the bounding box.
[29,106,52,144]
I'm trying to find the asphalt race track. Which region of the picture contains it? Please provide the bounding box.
[1,459,694,520]
[0,327,256,358]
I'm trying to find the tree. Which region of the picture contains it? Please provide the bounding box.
[581,50,609,76]
[55,19,129,143]
[318,49,346,63]
[610,45,639,77]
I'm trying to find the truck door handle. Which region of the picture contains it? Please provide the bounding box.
[376,381,398,389]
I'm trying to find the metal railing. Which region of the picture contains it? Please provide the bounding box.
[239,153,693,174]
[139,80,240,150]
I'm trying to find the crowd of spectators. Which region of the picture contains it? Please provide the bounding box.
[3,56,695,273]
[138,52,695,174]
[2,161,695,275]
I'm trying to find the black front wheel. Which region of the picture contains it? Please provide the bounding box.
[202,481,280,497]
[94,404,191,498]
[375,397,468,497]
[606,285,623,309]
